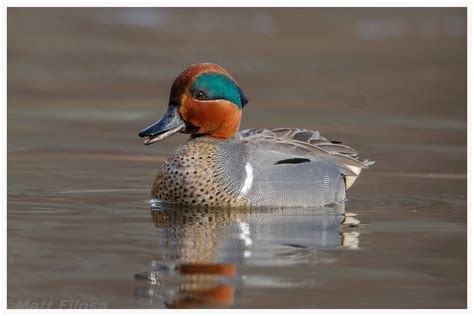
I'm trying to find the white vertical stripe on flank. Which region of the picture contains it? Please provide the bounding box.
[241,162,253,195]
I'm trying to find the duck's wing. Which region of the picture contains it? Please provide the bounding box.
[238,128,374,189]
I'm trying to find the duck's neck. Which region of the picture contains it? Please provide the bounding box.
[190,129,239,141]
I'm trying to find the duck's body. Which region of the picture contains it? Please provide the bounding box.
[139,64,373,208]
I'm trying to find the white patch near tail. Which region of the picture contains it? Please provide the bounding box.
[241,162,254,195]
[345,175,357,190]
[346,165,362,176]
[344,166,361,190]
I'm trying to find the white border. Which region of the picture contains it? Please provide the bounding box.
[0,1,471,7]
[1,2,471,316]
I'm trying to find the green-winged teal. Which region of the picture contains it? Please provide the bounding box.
[138,63,373,207]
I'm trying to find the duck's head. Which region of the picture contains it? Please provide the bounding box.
[139,63,248,145]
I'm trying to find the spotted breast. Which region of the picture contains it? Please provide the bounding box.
[152,138,248,207]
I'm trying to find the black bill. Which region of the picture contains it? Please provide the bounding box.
[138,105,186,145]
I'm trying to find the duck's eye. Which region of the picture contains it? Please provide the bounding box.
[194,90,207,101]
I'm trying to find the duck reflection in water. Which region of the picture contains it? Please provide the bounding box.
[134,202,359,308]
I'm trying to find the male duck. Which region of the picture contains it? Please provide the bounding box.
[139,63,373,208]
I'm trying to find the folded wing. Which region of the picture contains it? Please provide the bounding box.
[238,128,374,190]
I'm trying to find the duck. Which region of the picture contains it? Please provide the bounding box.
[138,63,373,208]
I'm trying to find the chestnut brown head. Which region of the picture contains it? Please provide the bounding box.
[139,63,248,144]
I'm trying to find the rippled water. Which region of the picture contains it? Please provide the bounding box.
[134,202,357,308]
[7,8,466,308]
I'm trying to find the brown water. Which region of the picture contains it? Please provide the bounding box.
[7,8,467,308]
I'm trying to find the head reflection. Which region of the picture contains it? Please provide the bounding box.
[135,202,359,308]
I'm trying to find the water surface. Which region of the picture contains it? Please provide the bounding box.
[7,8,466,308]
